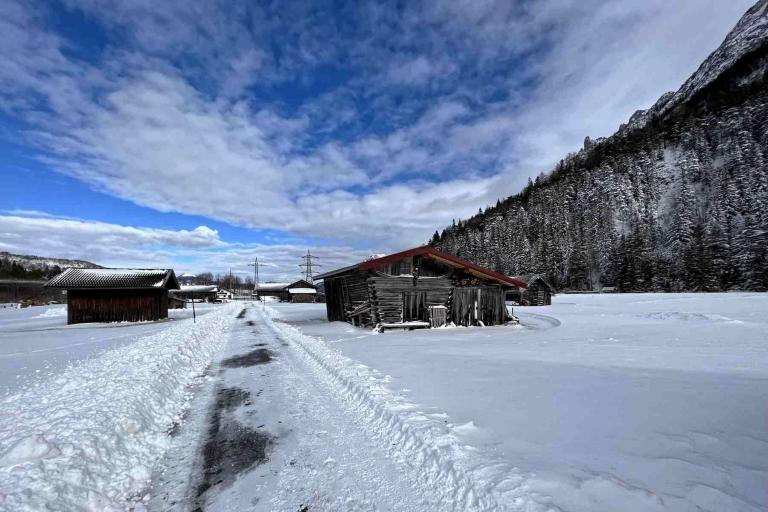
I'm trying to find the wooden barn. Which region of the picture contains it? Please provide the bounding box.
[168,296,187,309]
[45,268,180,324]
[254,279,318,302]
[316,247,527,329]
[507,274,555,306]
[170,285,219,303]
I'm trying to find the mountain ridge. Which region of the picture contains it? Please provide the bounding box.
[0,251,102,274]
[432,1,768,292]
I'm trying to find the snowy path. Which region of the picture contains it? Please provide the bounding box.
[150,305,536,511]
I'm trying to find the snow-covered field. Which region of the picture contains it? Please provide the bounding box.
[269,293,768,512]
[0,303,219,393]
[0,303,236,511]
[1,295,766,511]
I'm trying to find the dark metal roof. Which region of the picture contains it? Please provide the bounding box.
[510,274,556,292]
[45,268,180,290]
[287,279,317,290]
[313,263,358,281]
[316,247,528,288]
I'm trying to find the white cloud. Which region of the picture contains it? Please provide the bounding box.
[0,0,757,254]
[0,214,377,280]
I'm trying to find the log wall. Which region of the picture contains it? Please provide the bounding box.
[324,267,511,328]
[451,286,507,326]
[368,276,452,326]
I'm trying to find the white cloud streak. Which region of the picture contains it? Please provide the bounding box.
[0,0,757,261]
[0,214,373,280]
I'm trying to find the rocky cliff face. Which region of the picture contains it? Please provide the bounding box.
[432,1,768,291]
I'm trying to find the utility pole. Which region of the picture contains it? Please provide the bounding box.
[298,249,321,282]
[249,258,267,299]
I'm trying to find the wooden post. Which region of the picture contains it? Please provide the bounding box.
[192,292,196,323]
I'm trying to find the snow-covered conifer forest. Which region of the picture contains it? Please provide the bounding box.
[433,2,768,292]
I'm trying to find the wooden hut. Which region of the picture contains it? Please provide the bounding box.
[286,279,317,303]
[507,274,555,305]
[254,282,290,301]
[316,247,527,329]
[45,268,180,324]
[254,279,318,302]
[168,296,187,309]
[170,285,218,303]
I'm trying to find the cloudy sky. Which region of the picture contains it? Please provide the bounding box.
[0,0,755,280]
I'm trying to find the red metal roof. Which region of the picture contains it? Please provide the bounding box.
[316,246,527,288]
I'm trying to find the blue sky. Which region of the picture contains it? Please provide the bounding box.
[0,0,755,280]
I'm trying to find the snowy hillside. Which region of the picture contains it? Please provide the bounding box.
[0,251,101,272]
[433,0,768,292]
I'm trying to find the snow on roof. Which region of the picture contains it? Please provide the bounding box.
[178,272,196,278]
[256,282,290,291]
[45,268,179,290]
[288,288,317,294]
[177,285,218,293]
[510,274,555,292]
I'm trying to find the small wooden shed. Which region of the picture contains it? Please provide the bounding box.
[45,268,180,324]
[286,279,318,303]
[316,247,526,329]
[507,274,555,305]
[255,279,318,302]
[171,285,218,303]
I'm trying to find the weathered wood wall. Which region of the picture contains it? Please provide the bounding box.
[67,289,168,324]
[506,281,551,306]
[451,286,507,326]
[369,276,452,326]
[323,267,511,328]
[526,282,552,305]
[323,277,347,321]
[290,293,316,303]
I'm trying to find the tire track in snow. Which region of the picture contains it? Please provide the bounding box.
[261,306,553,512]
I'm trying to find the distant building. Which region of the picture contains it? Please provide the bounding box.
[45,268,180,324]
[254,279,318,303]
[316,247,526,329]
[507,275,555,306]
[171,285,218,303]
[216,288,234,302]
[178,273,197,286]
[168,296,187,309]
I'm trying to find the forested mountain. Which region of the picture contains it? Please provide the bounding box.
[0,252,101,280]
[432,1,768,292]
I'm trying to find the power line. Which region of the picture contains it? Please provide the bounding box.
[298,249,321,282]
[248,258,267,293]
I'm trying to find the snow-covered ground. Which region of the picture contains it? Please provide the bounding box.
[0,303,219,393]
[0,303,237,511]
[2,295,766,511]
[269,293,768,512]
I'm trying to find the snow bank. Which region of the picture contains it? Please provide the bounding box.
[35,306,67,318]
[261,306,551,512]
[0,304,237,511]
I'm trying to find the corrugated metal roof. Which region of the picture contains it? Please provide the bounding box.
[176,285,218,293]
[255,282,290,291]
[288,288,317,294]
[510,274,555,292]
[45,268,180,290]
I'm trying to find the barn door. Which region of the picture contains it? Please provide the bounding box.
[402,291,427,321]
